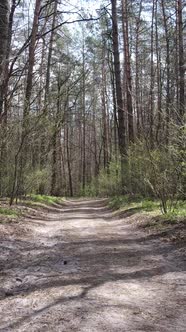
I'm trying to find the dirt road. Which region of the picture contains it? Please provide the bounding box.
[0,199,185,332]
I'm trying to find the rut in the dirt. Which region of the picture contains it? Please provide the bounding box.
[0,199,185,332]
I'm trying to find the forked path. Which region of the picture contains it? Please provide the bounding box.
[0,199,185,332]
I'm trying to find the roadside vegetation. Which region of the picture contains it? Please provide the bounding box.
[0,195,64,223]
[109,196,186,218]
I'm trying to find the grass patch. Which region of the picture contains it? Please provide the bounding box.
[0,207,20,217]
[24,194,64,206]
[109,195,160,213]
[109,196,186,242]
[160,201,186,221]
[0,206,21,223]
[109,195,186,218]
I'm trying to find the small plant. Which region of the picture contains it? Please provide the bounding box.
[141,199,160,211]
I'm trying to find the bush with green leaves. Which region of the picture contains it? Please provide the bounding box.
[24,168,50,195]
[128,138,185,213]
[97,161,122,196]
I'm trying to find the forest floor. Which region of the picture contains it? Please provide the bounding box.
[0,199,185,332]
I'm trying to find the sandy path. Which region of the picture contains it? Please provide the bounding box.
[0,199,185,332]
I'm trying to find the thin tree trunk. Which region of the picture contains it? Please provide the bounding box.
[82,39,86,190]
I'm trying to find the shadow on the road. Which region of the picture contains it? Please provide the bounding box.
[0,199,185,331]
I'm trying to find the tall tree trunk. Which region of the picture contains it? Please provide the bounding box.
[149,0,155,148]
[3,0,18,123]
[14,0,41,199]
[45,0,58,104]
[0,0,9,196]
[51,77,62,196]
[23,0,41,121]
[177,0,185,123]
[101,38,109,170]
[66,120,73,197]
[161,0,171,144]
[0,0,9,118]
[135,0,142,137]
[82,39,86,190]
[41,0,58,171]
[122,0,134,143]
[111,0,126,185]
[108,48,118,160]
[155,0,162,144]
